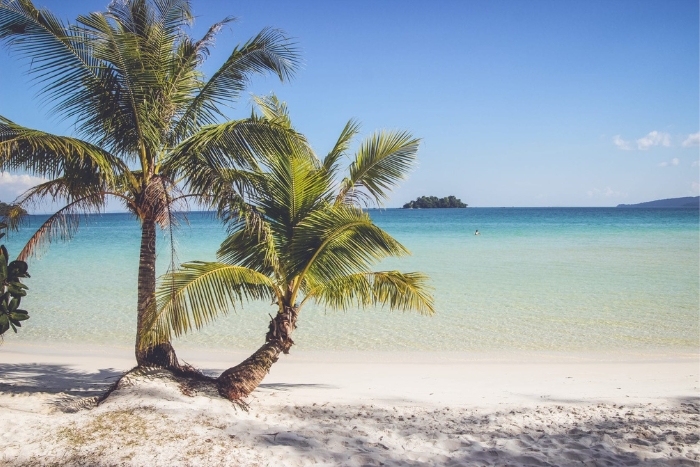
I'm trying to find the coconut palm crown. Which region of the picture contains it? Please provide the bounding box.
[0,0,301,367]
[143,96,434,401]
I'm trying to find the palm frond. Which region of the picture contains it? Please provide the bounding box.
[305,271,434,315]
[217,218,281,280]
[14,191,132,261]
[289,205,410,300]
[257,148,330,235]
[252,94,291,128]
[0,0,100,119]
[164,116,311,191]
[161,16,237,145]
[152,0,193,34]
[336,130,420,206]
[172,27,300,139]
[74,9,158,159]
[188,15,235,65]
[0,116,126,184]
[323,119,360,177]
[141,261,276,347]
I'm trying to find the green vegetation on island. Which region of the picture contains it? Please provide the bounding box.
[0,202,26,217]
[403,195,467,209]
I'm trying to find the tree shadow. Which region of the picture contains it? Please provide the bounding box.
[0,363,122,396]
[245,400,700,466]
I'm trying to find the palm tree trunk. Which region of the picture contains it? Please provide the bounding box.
[217,306,298,400]
[135,217,179,368]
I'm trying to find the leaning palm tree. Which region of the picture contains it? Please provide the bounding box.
[0,0,301,367]
[143,96,434,401]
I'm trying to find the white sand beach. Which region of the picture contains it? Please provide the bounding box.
[1,344,698,466]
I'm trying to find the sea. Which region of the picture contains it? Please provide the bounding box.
[2,208,698,353]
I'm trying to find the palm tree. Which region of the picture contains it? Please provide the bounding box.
[0,0,301,367]
[142,96,434,401]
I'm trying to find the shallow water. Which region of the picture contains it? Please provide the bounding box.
[3,208,698,352]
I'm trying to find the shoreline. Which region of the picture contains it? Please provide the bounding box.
[2,342,697,408]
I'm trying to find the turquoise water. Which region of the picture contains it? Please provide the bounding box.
[2,208,698,352]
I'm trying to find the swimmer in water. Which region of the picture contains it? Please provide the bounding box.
[475,230,480,235]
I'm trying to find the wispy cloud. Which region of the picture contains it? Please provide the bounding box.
[636,131,671,150]
[658,158,680,167]
[613,135,633,150]
[692,160,699,167]
[0,171,46,202]
[682,132,700,147]
[587,187,626,198]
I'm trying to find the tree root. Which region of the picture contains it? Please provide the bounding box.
[95,363,252,410]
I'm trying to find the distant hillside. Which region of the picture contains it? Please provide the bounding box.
[617,196,699,208]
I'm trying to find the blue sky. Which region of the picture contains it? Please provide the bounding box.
[0,0,698,209]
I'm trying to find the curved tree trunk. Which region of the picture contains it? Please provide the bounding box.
[217,306,298,401]
[135,217,180,369]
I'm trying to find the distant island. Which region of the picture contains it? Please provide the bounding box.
[403,196,467,209]
[0,202,27,216]
[617,196,699,208]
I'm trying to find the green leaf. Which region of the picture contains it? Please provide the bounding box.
[7,260,29,279]
[306,271,434,315]
[337,130,420,207]
[10,310,29,321]
[7,282,28,297]
[142,262,276,348]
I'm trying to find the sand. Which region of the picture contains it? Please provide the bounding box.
[0,343,698,466]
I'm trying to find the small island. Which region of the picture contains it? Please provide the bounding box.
[403,195,467,209]
[0,201,27,217]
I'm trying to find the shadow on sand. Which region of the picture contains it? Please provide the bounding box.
[0,363,122,396]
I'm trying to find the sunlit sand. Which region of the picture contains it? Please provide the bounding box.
[1,344,697,466]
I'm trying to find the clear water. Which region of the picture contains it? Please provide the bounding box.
[2,208,698,352]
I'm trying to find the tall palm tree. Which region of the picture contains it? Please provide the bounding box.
[143,96,434,401]
[0,0,301,367]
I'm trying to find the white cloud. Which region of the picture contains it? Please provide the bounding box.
[587,187,626,198]
[613,135,633,150]
[682,132,700,147]
[692,160,699,167]
[636,131,671,150]
[0,172,47,202]
[658,158,681,167]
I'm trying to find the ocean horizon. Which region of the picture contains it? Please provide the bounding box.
[2,207,698,353]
